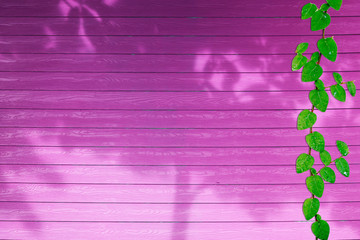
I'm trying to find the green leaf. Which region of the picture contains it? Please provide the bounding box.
[309,89,329,112]
[312,220,330,240]
[306,175,325,197]
[320,167,336,183]
[296,42,309,54]
[320,3,330,11]
[310,168,317,175]
[333,72,342,84]
[297,109,317,130]
[335,157,350,177]
[347,81,356,97]
[302,3,318,19]
[302,61,323,82]
[327,0,343,10]
[330,84,346,102]
[303,198,320,220]
[296,153,315,173]
[311,52,320,62]
[320,150,332,166]
[315,79,325,90]
[306,131,325,152]
[336,140,349,156]
[311,11,331,31]
[292,54,308,71]
[317,38,338,62]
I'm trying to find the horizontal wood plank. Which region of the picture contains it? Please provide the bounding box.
[0,127,359,148]
[0,221,359,240]
[2,35,360,54]
[0,202,359,222]
[1,145,359,165]
[0,91,358,110]
[2,54,360,73]
[1,72,359,91]
[1,183,360,203]
[0,17,358,36]
[0,109,359,128]
[0,0,358,17]
[0,164,358,184]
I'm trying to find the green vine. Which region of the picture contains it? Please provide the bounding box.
[292,1,356,239]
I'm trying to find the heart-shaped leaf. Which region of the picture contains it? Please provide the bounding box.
[347,81,356,97]
[330,84,346,102]
[327,0,343,10]
[302,61,323,82]
[303,198,320,220]
[297,109,317,130]
[311,52,320,62]
[336,140,349,156]
[302,3,318,19]
[320,3,330,11]
[296,42,309,54]
[311,11,331,31]
[309,89,329,112]
[335,157,350,177]
[306,131,325,152]
[315,79,325,90]
[296,153,315,173]
[317,38,338,62]
[312,220,330,240]
[320,167,336,183]
[292,54,308,71]
[320,150,332,166]
[306,175,325,197]
[333,72,342,84]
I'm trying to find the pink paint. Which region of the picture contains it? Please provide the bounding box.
[0,0,359,239]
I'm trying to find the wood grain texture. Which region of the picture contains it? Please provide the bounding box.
[0,0,359,17]
[1,0,360,239]
[0,221,359,240]
[0,127,359,147]
[0,164,359,184]
[1,17,359,36]
[2,53,360,73]
[0,90,358,110]
[2,183,360,203]
[2,35,360,54]
[1,145,359,165]
[1,109,359,128]
[1,201,360,222]
[1,72,359,91]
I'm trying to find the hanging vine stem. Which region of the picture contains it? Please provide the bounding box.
[310,27,325,240]
[292,1,357,239]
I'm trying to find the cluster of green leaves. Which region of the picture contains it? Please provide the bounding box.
[292,1,356,239]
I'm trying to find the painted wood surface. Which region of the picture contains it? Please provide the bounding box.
[0,0,360,239]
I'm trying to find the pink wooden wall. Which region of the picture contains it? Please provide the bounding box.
[0,0,359,239]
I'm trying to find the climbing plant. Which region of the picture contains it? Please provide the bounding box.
[292,1,356,239]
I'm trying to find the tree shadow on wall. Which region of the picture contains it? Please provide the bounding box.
[1,0,360,239]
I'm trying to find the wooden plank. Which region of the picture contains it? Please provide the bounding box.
[1,145,359,165]
[1,183,360,203]
[2,35,360,54]
[0,164,358,184]
[0,221,359,240]
[0,109,359,129]
[1,54,360,73]
[0,17,358,36]
[0,91,358,110]
[1,72,359,91]
[0,201,359,222]
[0,145,357,165]
[0,0,358,17]
[0,127,359,147]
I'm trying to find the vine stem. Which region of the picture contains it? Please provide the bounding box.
[309,27,326,240]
